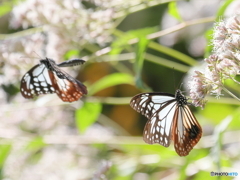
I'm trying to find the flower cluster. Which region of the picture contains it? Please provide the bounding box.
[0,0,148,87]
[0,0,116,100]
[7,0,115,58]
[188,15,240,108]
[0,1,146,179]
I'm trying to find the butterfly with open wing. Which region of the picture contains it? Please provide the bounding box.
[130,89,202,156]
[20,57,87,102]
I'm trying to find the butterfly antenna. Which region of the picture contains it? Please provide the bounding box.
[32,32,47,58]
[20,53,40,61]
[172,67,177,91]
[33,51,42,59]
[177,70,189,91]
[179,82,184,91]
[172,68,182,91]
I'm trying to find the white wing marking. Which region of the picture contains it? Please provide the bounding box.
[151,95,174,103]
[32,64,44,76]
[145,100,177,146]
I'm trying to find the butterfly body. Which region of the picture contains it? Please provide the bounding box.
[20,58,87,102]
[130,90,202,156]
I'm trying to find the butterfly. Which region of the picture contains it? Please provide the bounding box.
[20,57,87,102]
[130,89,202,156]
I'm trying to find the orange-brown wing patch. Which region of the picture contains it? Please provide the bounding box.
[50,71,87,102]
[172,106,202,156]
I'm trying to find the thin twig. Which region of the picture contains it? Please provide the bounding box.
[84,16,215,62]
[0,130,239,149]
[147,16,215,39]
[3,95,240,113]
[0,26,43,40]
[222,86,240,101]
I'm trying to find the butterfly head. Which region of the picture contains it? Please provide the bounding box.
[39,58,56,71]
[175,89,187,106]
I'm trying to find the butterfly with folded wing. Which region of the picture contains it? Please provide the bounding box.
[20,57,87,102]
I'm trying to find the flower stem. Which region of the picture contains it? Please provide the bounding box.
[222,86,240,101]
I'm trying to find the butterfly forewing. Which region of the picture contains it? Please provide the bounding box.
[130,93,175,119]
[21,64,56,98]
[20,58,87,102]
[130,90,202,156]
[131,93,176,147]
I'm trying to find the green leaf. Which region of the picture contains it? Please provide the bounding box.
[211,116,232,169]
[194,171,214,180]
[134,36,150,90]
[216,0,235,19]
[168,2,183,22]
[88,73,134,95]
[128,27,157,38]
[0,3,12,17]
[0,0,20,17]
[148,42,196,66]
[110,32,135,55]
[230,108,240,129]
[75,102,102,133]
[202,103,234,123]
[0,144,11,167]
[126,28,156,90]
[205,0,235,57]
[25,137,46,151]
[64,49,80,60]
[110,27,157,55]
[204,28,214,57]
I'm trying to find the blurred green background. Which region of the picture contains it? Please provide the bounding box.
[0,0,239,179]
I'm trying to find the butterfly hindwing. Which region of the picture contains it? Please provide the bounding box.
[172,105,202,156]
[50,70,87,102]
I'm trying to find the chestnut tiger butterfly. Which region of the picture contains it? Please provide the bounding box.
[20,57,87,102]
[130,89,202,156]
